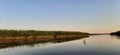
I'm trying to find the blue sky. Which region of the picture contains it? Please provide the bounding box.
[0,0,120,33]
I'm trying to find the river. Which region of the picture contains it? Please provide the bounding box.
[0,35,120,55]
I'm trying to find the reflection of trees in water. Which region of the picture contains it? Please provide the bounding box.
[111,35,120,39]
[0,36,89,49]
[0,39,51,49]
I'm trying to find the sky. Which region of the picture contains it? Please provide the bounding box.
[0,0,120,33]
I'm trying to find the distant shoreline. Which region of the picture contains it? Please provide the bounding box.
[111,31,120,36]
[0,29,89,40]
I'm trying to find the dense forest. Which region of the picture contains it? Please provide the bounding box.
[111,31,120,35]
[0,29,89,37]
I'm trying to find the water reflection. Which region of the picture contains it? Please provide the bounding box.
[0,36,89,49]
[18,35,120,55]
[83,39,86,47]
[1,35,120,55]
[111,35,120,39]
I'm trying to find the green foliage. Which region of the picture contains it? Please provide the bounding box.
[111,31,120,35]
[0,29,89,37]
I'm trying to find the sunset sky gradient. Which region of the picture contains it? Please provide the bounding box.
[0,0,120,33]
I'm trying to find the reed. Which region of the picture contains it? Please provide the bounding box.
[0,29,89,39]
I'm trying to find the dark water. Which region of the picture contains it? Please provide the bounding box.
[0,35,120,55]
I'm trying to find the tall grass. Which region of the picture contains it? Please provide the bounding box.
[0,29,89,37]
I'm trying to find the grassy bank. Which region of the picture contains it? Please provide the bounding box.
[0,29,89,40]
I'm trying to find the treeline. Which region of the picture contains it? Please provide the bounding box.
[0,29,89,37]
[111,31,120,35]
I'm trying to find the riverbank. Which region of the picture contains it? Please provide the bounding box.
[0,29,89,40]
[0,35,89,40]
[0,35,89,49]
[111,31,120,35]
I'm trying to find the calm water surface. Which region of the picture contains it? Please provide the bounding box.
[0,35,120,55]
